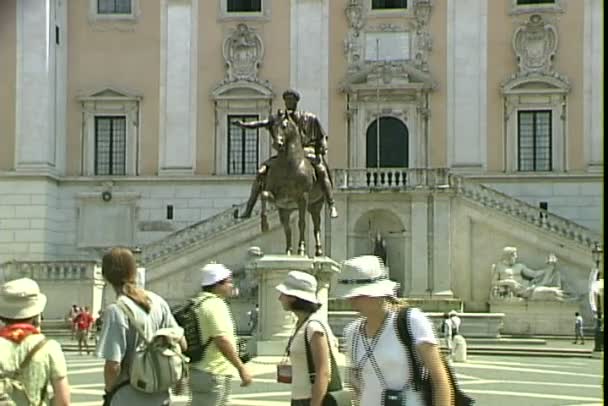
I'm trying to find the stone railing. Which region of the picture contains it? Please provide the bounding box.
[334,167,450,190]
[141,202,267,264]
[0,261,99,281]
[449,174,600,249]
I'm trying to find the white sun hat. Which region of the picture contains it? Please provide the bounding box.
[200,263,232,287]
[275,271,320,304]
[0,278,47,320]
[333,255,397,299]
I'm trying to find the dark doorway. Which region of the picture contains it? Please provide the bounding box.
[366,117,409,168]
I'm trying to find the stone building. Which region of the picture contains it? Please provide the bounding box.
[0,0,602,321]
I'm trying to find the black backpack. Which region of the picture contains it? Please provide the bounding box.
[396,307,474,406]
[171,297,212,363]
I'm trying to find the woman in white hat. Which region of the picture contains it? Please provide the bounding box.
[276,271,340,406]
[0,278,71,406]
[335,255,452,406]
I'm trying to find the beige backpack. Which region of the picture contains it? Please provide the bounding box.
[0,339,48,406]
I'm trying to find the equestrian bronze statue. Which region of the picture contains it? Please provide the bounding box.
[234,89,336,256]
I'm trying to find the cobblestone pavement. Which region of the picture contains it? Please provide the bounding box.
[64,351,603,406]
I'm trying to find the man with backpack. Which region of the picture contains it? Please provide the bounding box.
[187,263,252,405]
[0,278,71,406]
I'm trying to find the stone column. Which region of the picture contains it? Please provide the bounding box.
[158,0,198,175]
[446,0,487,172]
[432,193,453,296]
[410,193,429,296]
[290,0,329,129]
[15,0,67,174]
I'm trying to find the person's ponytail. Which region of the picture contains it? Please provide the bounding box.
[122,282,151,313]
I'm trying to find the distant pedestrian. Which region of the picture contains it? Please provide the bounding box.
[573,312,585,344]
[247,304,259,335]
[74,306,94,354]
[449,310,461,338]
[68,304,80,340]
[0,278,71,406]
[441,313,453,358]
[94,309,104,345]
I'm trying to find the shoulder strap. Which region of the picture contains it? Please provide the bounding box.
[116,298,150,344]
[16,338,48,376]
[303,319,343,390]
[396,307,424,390]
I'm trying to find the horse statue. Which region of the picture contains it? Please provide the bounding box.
[260,113,325,256]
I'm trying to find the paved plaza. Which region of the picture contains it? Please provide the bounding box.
[65,351,603,406]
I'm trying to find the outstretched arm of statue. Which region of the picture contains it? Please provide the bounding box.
[233,117,272,129]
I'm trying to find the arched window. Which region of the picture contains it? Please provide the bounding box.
[366,117,409,168]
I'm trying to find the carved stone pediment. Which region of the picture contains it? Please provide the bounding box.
[212,80,273,101]
[222,23,264,83]
[501,72,570,95]
[340,62,436,93]
[77,87,142,101]
[513,14,557,75]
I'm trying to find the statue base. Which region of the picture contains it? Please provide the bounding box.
[246,254,340,356]
[490,299,579,335]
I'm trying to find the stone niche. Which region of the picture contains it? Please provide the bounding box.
[490,299,579,336]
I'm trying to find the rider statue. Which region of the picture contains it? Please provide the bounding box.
[234,89,338,219]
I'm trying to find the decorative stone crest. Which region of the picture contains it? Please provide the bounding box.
[513,14,558,75]
[223,23,263,82]
[345,0,364,32]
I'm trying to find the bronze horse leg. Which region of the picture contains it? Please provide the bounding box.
[308,199,324,256]
[278,208,292,255]
[260,191,273,233]
[297,193,309,256]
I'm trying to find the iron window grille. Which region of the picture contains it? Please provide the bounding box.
[97,0,132,14]
[372,0,408,9]
[227,0,262,12]
[227,115,259,175]
[518,110,552,171]
[95,116,127,176]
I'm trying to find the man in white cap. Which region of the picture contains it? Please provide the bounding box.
[0,278,71,406]
[448,310,461,338]
[188,263,252,405]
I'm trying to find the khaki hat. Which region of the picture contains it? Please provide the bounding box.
[200,263,232,287]
[275,271,319,304]
[333,255,397,299]
[0,278,47,320]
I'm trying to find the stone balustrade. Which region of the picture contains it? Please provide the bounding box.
[334,167,451,190]
[141,201,264,264]
[0,260,99,281]
[449,174,600,249]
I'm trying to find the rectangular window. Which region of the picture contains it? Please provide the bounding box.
[227,115,259,175]
[227,0,262,12]
[518,111,552,171]
[372,0,407,9]
[516,0,554,4]
[95,116,127,175]
[98,0,132,14]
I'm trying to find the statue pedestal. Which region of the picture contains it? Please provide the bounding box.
[489,299,579,335]
[247,254,340,356]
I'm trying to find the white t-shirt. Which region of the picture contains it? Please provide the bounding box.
[344,308,437,406]
[288,313,339,400]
